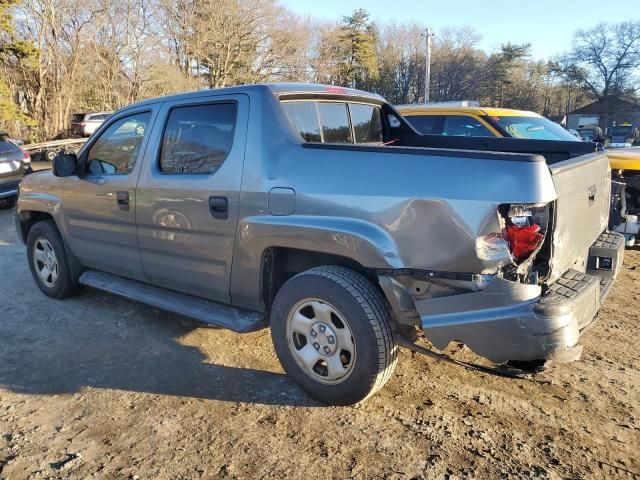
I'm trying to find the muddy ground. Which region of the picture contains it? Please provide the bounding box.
[0,175,638,479]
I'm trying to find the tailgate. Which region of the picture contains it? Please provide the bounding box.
[548,151,611,282]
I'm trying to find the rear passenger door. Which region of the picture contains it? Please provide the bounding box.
[135,95,248,303]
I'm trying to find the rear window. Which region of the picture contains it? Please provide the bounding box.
[0,139,19,154]
[317,103,352,143]
[282,101,383,144]
[350,104,383,143]
[281,102,321,142]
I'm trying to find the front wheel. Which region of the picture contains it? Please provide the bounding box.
[27,220,80,299]
[270,266,398,405]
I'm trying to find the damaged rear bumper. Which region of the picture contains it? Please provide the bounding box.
[409,232,624,364]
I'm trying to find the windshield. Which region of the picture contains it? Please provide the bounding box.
[610,126,634,136]
[492,116,578,141]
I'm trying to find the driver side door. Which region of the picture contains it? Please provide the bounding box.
[61,109,156,281]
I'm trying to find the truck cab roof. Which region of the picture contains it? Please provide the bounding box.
[120,83,385,113]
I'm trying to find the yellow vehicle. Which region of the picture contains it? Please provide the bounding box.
[397,105,581,141]
[398,104,640,245]
[399,104,640,172]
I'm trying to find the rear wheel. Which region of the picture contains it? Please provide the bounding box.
[27,220,80,299]
[270,266,397,405]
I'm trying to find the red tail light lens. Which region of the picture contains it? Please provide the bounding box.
[505,224,544,260]
[22,150,31,163]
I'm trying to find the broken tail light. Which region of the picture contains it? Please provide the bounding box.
[504,203,548,261]
[476,203,549,270]
[506,224,544,260]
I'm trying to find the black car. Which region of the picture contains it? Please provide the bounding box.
[0,138,31,209]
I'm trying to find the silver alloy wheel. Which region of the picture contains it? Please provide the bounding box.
[33,237,59,288]
[286,298,356,384]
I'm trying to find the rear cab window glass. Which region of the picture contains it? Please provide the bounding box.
[159,103,237,174]
[349,103,383,143]
[317,103,352,143]
[281,102,321,142]
[87,111,151,175]
[282,100,383,144]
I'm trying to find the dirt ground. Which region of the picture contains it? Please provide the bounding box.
[0,176,638,479]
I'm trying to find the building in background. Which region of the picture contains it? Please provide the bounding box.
[566,96,640,130]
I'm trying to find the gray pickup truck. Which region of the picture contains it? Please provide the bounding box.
[15,84,624,405]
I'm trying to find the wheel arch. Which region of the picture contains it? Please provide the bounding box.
[230,215,405,312]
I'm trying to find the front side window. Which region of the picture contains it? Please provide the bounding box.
[160,103,237,174]
[350,103,383,143]
[87,111,151,175]
[442,115,494,137]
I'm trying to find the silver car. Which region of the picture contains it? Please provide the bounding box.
[0,138,30,208]
[70,112,113,137]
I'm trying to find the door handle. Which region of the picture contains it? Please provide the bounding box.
[116,191,130,211]
[209,196,228,220]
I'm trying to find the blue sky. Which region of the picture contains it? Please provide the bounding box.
[280,0,635,60]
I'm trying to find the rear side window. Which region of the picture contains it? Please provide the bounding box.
[317,103,352,143]
[87,111,151,175]
[349,103,383,143]
[406,115,443,135]
[160,103,237,174]
[72,114,85,123]
[0,140,19,154]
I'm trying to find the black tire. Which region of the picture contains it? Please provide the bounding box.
[26,220,79,299]
[0,196,16,209]
[270,266,398,405]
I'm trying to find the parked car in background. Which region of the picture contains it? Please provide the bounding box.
[397,104,581,141]
[606,123,640,149]
[70,112,113,137]
[577,125,604,143]
[0,137,31,208]
[15,84,623,404]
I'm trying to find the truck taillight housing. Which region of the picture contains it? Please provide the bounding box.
[505,224,544,260]
[503,203,548,261]
[476,204,550,271]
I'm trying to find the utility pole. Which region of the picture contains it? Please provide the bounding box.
[423,27,434,103]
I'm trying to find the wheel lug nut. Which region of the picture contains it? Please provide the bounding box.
[310,329,317,337]
[319,325,326,333]
[313,342,320,350]
[323,346,331,354]
[327,335,335,344]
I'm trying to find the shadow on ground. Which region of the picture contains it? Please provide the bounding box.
[0,208,317,407]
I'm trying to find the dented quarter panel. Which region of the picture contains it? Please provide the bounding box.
[229,87,558,310]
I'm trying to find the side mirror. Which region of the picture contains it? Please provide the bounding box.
[52,152,78,177]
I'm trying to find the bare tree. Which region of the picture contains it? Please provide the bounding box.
[564,21,640,98]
